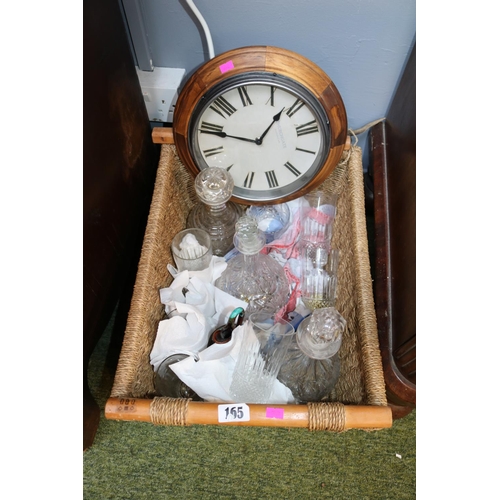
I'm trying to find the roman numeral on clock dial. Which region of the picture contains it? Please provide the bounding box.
[244,172,255,188]
[296,120,319,136]
[265,170,279,188]
[269,86,276,106]
[203,146,224,157]
[237,86,252,106]
[286,98,305,117]
[210,96,236,118]
[200,121,224,133]
[284,162,301,177]
[296,147,316,155]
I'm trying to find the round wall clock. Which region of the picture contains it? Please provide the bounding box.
[173,46,347,205]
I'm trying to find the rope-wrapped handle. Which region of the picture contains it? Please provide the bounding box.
[307,402,345,431]
[150,397,190,426]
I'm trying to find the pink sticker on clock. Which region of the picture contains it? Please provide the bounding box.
[266,407,284,419]
[219,60,235,73]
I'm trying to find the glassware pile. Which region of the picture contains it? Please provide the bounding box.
[151,167,347,404]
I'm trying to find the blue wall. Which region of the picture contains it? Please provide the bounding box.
[137,0,416,169]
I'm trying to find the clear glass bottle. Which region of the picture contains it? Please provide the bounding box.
[277,306,345,403]
[294,190,339,310]
[187,167,243,257]
[300,249,339,310]
[215,216,290,315]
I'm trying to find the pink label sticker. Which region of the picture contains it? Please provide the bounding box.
[266,407,284,419]
[219,60,235,73]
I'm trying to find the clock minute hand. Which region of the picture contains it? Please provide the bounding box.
[256,107,285,145]
[199,130,257,144]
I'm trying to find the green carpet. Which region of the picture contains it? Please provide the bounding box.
[83,310,416,499]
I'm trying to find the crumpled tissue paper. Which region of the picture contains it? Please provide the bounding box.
[150,255,247,371]
[170,321,295,404]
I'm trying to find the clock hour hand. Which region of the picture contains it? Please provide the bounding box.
[199,130,257,144]
[256,107,285,145]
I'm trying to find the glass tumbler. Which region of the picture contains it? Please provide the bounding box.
[299,190,338,245]
[246,203,291,244]
[171,228,213,272]
[229,312,295,403]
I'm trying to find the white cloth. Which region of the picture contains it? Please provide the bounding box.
[170,323,295,404]
[150,256,247,371]
[150,315,208,370]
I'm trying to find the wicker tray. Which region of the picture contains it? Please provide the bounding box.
[105,143,391,431]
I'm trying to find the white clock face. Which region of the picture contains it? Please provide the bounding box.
[189,75,330,203]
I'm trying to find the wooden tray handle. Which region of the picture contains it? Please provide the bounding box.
[105,397,392,431]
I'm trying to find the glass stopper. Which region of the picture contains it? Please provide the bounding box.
[195,167,234,206]
[297,307,346,359]
[233,216,266,255]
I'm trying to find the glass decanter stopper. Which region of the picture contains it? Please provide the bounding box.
[187,167,243,257]
[277,307,345,403]
[215,216,290,315]
[207,307,245,346]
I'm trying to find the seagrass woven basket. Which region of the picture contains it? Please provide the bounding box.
[105,142,391,432]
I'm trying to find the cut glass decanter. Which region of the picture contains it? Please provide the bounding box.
[187,167,243,257]
[277,306,345,402]
[215,215,290,315]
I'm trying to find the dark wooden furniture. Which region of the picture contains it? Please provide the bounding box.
[83,0,160,450]
[369,44,416,417]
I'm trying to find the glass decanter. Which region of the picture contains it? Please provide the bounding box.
[277,306,345,403]
[215,215,290,315]
[187,166,243,257]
